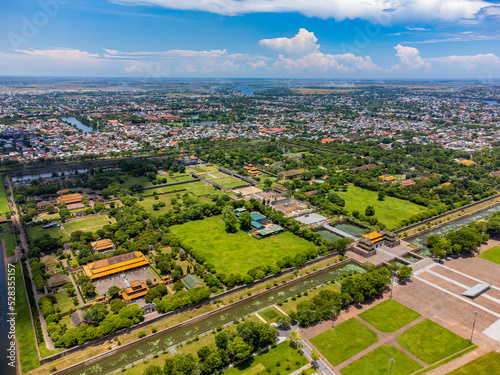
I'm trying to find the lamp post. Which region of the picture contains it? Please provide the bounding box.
[470,311,479,343]
[389,358,395,375]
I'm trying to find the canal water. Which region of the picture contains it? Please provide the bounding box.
[61,117,96,134]
[11,169,88,183]
[68,261,365,375]
[408,204,500,248]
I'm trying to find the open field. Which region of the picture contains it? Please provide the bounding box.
[29,225,69,242]
[63,215,112,234]
[341,345,423,375]
[0,176,8,214]
[169,216,317,275]
[335,185,428,230]
[120,175,154,190]
[397,319,471,365]
[478,245,500,264]
[189,165,219,173]
[310,318,378,366]
[359,299,421,333]
[189,185,226,197]
[54,290,78,313]
[1,232,16,256]
[224,341,308,375]
[15,261,40,372]
[446,351,500,374]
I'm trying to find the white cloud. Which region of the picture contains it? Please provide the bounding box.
[259,28,319,57]
[429,53,500,71]
[393,44,431,70]
[274,52,381,73]
[108,0,491,24]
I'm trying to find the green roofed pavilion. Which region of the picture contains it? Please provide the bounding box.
[250,212,266,222]
[181,274,202,290]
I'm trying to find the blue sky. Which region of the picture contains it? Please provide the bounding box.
[0,0,499,78]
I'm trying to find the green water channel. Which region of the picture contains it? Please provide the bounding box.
[68,261,365,375]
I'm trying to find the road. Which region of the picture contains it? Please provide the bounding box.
[6,177,56,350]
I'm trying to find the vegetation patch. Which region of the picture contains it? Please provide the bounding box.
[169,216,316,275]
[310,318,378,366]
[335,186,427,230]
[358,299,421,333]
[341,345,423,375]
[1,233,16,256]
[397,319,471,365]
[446,351,500,375]
[62,215,112,234]
[259,306,286,324]
[478,245,500,265]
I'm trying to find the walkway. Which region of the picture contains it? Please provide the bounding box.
[322,224,357,241]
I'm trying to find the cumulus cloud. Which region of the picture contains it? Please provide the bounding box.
[429,53,500,71]
[108,0,490,24]
[259,28,319,57]
[393,44,431,70]
[275,52,381,73]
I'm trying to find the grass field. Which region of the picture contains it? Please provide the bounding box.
[397,319,471,365]
[55,290,78,313]
[189,165,219,173]
[121,175,154,190]
[169,216,317,275]
[0,176,9,214]
[341,345,423,375]
[14,261,40,372]
[478,245,500,265]
[29,225,69,242]
[258,306,286,324]
[335,186,428,230]
[189,185,225,197]
[310,318,378,366]
[62,215,112,234]
[359,300,421,333]
[446,351,500,375]
[224,341,308,375]
[1,233,16,256]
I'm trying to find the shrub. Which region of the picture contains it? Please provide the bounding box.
[138,331,146,339]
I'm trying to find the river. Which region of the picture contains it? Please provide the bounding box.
[68,261,365,375]
[61,117,96,134]
[234,85,271,96]
[408,204,500,248]
[11,169,89,183]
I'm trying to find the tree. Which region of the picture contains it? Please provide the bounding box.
[84,303,108,326]
[110,299,126,314]
[289,330,301,348]
[365,205,375,217]
[164,353,197,375]
[378,191,386,201]
[46,205,56,214]
[222,205,238,233]
[81,281,97,297]
[311,349,320,365]
[397,265,413,281]
[143,365,164,375]
[239,211,252,231]
[107,286,121,300]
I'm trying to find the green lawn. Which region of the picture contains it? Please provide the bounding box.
[0,221,12,231]
[225,341,308,375]
[259,306,286,324]
[14,261,40,372]
[29,225,69,242]
[341,345,422,375]
[190,165,219,173]
[335,186,428,230]
[169,216,317,275]
[189,185,226,197]
[397,319,471,365]
[446,351,500,375]
[140,194,176,217]
[1,233,16,256]
[310,318,378,366]
[62,215,112,234]
[359,300,421,333]
[0,176,9,214]
[121,175,154,190]
[160,182,196,193]
[478,245,500,265]
[54,289,79,313]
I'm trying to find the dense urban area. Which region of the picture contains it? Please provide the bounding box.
[1,78,500,375]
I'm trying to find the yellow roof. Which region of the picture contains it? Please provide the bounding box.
[83,252,150,280]
[91,239,114,251]
[362,232,383,243]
